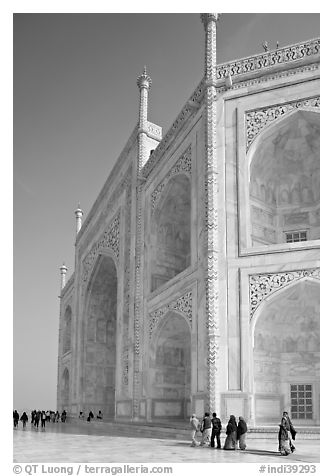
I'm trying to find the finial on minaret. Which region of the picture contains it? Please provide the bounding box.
[60,263,68,291]
[136,66,152,90]
[74,203,83,235]
[201,13,220,30]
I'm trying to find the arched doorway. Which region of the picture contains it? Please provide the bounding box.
[151,174,191,292]
[84,254,117,418]
[252,280,319,425]
[150,312,191,420]
[249,110,319,247]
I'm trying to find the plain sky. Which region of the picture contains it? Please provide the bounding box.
[12,11,320,411]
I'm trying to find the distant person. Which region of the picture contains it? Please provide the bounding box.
[31,410,36,426]
[189,414,200,447]
[46,410,50,422]
[20,412,28,429]
[55,410,60,422]
[41,411,47,430]
[87,410,94,422]
[210,412,222,449]
[223,415,237,450]
[237,416,248,450]
[79,411,84,420]
[200,412,212,447]
[13,410,20,429]
[97,410,103,420]
[34,411,41,430]
[61,410,67,422]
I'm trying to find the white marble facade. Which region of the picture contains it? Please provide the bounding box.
[57,16,320,427]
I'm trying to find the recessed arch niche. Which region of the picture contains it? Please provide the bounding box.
[252,280,319,425]
[150,174,191,292]
[248,109,320,247]
[61,367,70,408]
[63,306,72,354]
[84,253,117,418]
[149,311,191,419]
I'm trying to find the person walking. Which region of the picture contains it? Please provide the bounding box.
[237,416,248,450]
[210,412,222,449]
[200,412,212,447]
[97,410,103,420]
[13,410,20,429]
[223,415,237,450]
[20,412,28,430]
[31,410,36,427]
[34,411,40,430]
[41,411,47,430]
[278,411,297,455]
[189,414,200,447]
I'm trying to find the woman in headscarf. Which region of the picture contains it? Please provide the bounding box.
[223,415,237,450]
[237,416,248,450]
[278,412,291,455]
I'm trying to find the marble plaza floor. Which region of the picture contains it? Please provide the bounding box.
[13,421,320,464]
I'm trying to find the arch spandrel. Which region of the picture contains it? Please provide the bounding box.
[250,268,320,327]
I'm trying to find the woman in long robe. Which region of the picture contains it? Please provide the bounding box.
[278,414,291,455]
[223,415,237,450]
[237,416,248,450]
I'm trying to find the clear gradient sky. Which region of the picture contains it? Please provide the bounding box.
[13,12,320,411]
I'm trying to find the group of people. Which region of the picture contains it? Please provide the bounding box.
[190,412,248,450]
[13,409,68,430]
[79,410,103,422]
[190,410,297,456]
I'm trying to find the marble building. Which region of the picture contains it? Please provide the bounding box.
[57,14,320,427]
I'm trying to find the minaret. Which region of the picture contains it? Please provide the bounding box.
[136,66,152,170]
[60,263,68,292]
[201,13,221,413]
[74,204,83,235]
[132,67,152,420]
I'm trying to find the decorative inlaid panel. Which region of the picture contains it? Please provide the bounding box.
[246,96,320,151]
[216,38,320,80]
[149,291,192,338]
[249,268,320,319]
[151,146,192,212]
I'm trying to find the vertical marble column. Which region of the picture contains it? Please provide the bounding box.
[133,67,152,419]
[201,13,221,413]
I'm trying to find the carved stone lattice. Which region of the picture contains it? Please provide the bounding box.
[81,211,120,284]
[246,96,320,151]
[249,268,320,319]
[149,291,192,338]
[216,38,320,80]
[151,146,192,211]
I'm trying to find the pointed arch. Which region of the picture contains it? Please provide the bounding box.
[83,252,118,418]
[247,108,319,247]
[150,173,191,292]
[149,310,191,419]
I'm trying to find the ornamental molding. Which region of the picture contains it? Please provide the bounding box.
[246,96,320,151]
[249,268,320,319]
[216,63,319,98]
[81,211,120,285]
[151,146,192,212]
[149,291,193,338]
[216,38,320,80]
[142,79,205,179]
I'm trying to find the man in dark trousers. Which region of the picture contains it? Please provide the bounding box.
[210,412,222,448]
